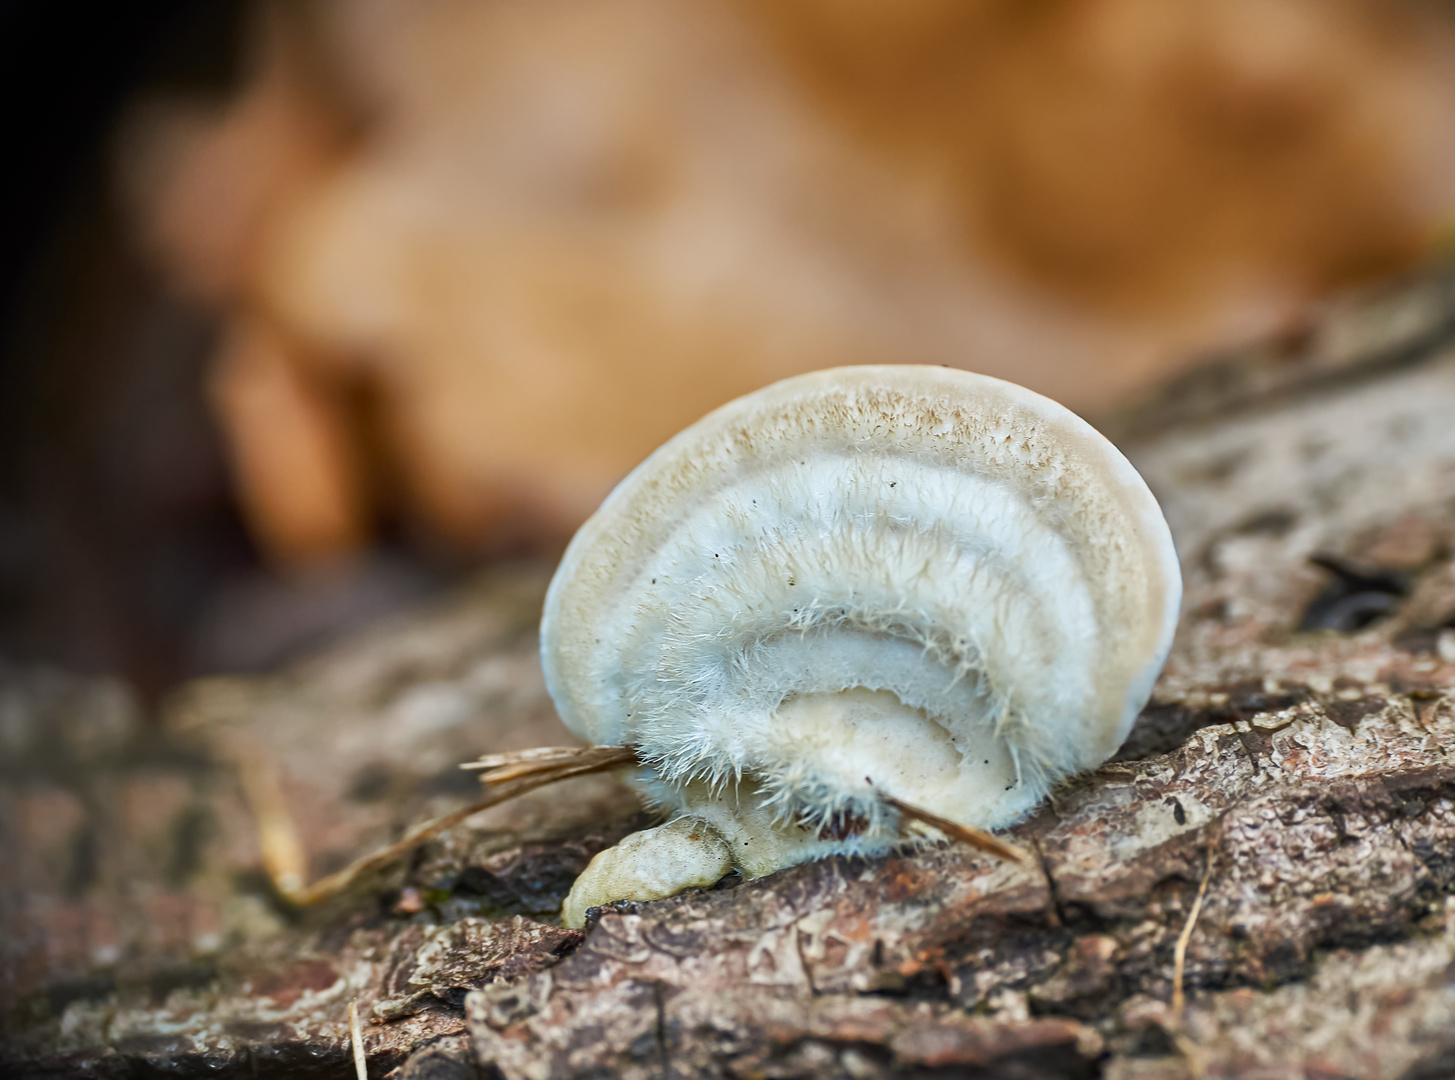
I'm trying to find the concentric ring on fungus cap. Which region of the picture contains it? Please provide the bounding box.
[542,365,1181,926]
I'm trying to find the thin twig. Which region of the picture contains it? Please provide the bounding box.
[349,1000,367,1080]
[880,794,1030,865]
[1171,852,1215,1026]
[240,746,639,907]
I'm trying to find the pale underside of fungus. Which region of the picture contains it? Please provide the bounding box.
[540,365,1182,927]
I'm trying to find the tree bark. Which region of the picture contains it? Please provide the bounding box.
[5,266,1455,1079]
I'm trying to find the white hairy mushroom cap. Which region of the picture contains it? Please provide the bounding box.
[543,365,1181,922]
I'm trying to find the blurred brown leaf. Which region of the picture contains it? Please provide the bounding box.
[122,0,1455,564]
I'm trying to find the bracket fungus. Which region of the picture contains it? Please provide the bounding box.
[541,365,1181,927]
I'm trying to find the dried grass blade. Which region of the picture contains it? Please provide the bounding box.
[469,745,636,784]
[349,1001,367,1080]
[460,745,599,770]
[253,746,638,907]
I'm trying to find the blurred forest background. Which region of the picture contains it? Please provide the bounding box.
[3,0,1455,694]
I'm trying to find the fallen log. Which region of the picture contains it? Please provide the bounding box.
[4,265,1455,1079]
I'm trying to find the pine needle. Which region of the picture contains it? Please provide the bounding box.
[879,793,1030,865]
[1171,852,1215,1026]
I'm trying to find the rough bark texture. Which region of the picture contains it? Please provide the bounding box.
[6,266,1455,1078]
